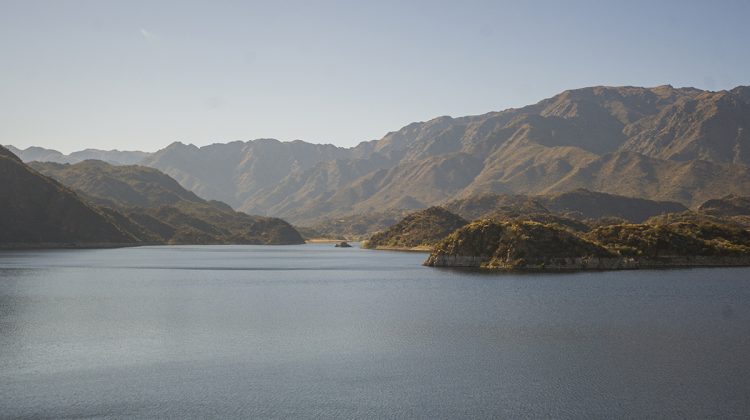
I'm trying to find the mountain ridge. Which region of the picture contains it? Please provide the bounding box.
[9,84,750,224]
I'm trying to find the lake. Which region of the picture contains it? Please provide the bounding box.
[1,244,749,418]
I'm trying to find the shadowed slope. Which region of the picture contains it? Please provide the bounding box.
[0,147,135,247]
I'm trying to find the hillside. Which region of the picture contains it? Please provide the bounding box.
[362,206,467,250]
[586,221,750,258]
[425,220,613,269]
[0,146,136,247]
[425,219,750,271]
[442,193,549,220]
[31,160,304,245]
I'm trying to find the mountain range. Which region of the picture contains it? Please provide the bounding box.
[8,84,750,226]
[0,145,304,247]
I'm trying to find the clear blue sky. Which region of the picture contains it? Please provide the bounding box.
[2,0,749,152]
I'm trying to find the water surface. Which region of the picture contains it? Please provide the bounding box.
[1,244,749,418]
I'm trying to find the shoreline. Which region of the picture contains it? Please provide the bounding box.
[0,240,307,251]
[0,242,143,251]
[364,245,432,253]
[425,255,750,271]
[305,238,354,244]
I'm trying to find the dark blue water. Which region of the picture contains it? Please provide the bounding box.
[1,244,749,418]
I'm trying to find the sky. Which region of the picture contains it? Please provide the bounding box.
[1,0,749,153]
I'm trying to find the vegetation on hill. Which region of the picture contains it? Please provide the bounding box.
[425,217,750,270]
[484,210,591,232]
[585,222,750,257]
[443,193,548,220]
[425,220,613,269]
[362,207,467,249]
[0,146,136,247]
[30,160,304,245]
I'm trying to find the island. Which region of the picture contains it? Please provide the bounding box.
[425,219,750,271]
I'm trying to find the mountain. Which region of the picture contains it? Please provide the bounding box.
[30,160,304,245]
[130,85,750,224]
[141,139,355,209]
[11,84,750,226]
[0,146,136,247]
[362,206,467,249]
[5,145,148,165]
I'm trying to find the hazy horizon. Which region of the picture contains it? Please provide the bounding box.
[3,0,749,153]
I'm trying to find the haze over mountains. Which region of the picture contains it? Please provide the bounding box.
[8,84,750,225]
[5,145,149,166]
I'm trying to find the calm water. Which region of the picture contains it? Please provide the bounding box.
[1,244,749,419]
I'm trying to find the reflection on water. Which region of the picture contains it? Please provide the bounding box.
[1,244,749,418]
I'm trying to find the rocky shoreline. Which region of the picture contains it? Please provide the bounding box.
[425,254,750,271]
[423,218,750,272]
[366,245,432,252]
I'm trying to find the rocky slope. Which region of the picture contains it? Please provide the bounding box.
[0,146,136,247]
[30,160,304,245]
[362,207,467,249]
